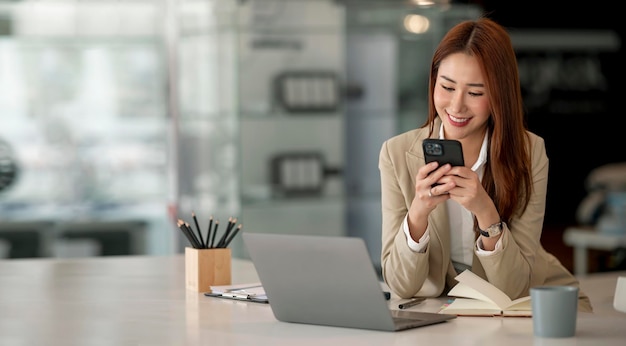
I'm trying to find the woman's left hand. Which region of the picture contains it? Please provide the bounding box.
[434,166,492,215]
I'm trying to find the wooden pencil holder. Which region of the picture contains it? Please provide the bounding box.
[185,247,232,292]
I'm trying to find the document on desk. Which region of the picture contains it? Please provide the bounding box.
[204,282,269,304]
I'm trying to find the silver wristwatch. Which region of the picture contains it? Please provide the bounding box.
[479,221,503,238]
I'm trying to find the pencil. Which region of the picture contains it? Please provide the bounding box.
[216,217,236,248]
[210,220,219,248]
[225,217,238,246]
[184,222,203,249]
[177,219,201,249]
[205,215,214,249]
[176,219,186,241]
[191,211,205,248]
[222,224,242,248]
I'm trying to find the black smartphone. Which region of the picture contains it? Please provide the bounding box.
[422,139,464,167]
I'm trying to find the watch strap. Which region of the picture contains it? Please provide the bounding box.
[479,221,503,238]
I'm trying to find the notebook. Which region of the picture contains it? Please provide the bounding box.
[243,232,456,332]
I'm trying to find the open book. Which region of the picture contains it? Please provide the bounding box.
[439,270,532,317]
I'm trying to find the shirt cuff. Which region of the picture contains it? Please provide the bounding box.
[475,234,503,255]
[403,214,429,252]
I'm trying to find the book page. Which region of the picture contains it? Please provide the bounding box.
[454,270,516,310]
[505,298,531,311]
[448,281,494,303]
[439,298,502,316]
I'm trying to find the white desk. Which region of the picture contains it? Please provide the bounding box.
[0,255,624,345]
[563,227,626,276]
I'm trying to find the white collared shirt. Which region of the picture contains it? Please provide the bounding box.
[403,124,502,266]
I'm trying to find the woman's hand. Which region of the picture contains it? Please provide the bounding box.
[416,162,455,205]
[439,166,500,235]
[435,165,485,212]
[406,162,454,239]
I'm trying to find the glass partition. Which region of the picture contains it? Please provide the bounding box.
[0,0,172,258]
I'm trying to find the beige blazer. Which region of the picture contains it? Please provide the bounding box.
[378,120,592,312]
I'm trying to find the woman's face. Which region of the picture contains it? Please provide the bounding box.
[434,52,491,143]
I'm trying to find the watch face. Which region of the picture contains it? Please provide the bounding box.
[0,140,18,192]
[480,222,503,237]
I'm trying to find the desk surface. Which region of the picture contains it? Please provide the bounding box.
[0,255,624,345]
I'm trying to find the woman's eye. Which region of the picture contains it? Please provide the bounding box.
[442,85,454,91]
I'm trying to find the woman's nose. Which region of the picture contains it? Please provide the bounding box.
[449,92,465,113]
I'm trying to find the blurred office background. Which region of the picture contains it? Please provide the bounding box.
[0,0,623,274]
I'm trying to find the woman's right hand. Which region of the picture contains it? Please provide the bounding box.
[406,162,454,239]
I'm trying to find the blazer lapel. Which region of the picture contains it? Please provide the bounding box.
[405,151,421,189]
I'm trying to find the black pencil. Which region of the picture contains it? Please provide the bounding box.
[191,211,205,248]
[176,219,191,246]
[184,222,203,249]
[210,220,219,248]
[205,215,214,249]
[222,224,242,248]
[216,217,236,248]
[177,219,201,249]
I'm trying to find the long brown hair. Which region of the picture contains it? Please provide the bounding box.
[423,17,532,224]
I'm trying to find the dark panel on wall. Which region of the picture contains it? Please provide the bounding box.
[477,1,626,225]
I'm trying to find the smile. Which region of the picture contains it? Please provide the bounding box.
[449,114,469,124]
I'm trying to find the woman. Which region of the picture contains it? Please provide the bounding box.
[378,17,592,312]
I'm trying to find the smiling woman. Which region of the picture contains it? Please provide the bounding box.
[378,17,593,313]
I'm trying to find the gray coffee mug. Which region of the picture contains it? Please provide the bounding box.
[530,285,579,338]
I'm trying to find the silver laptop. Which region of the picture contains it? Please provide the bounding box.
[243,232,456,332]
